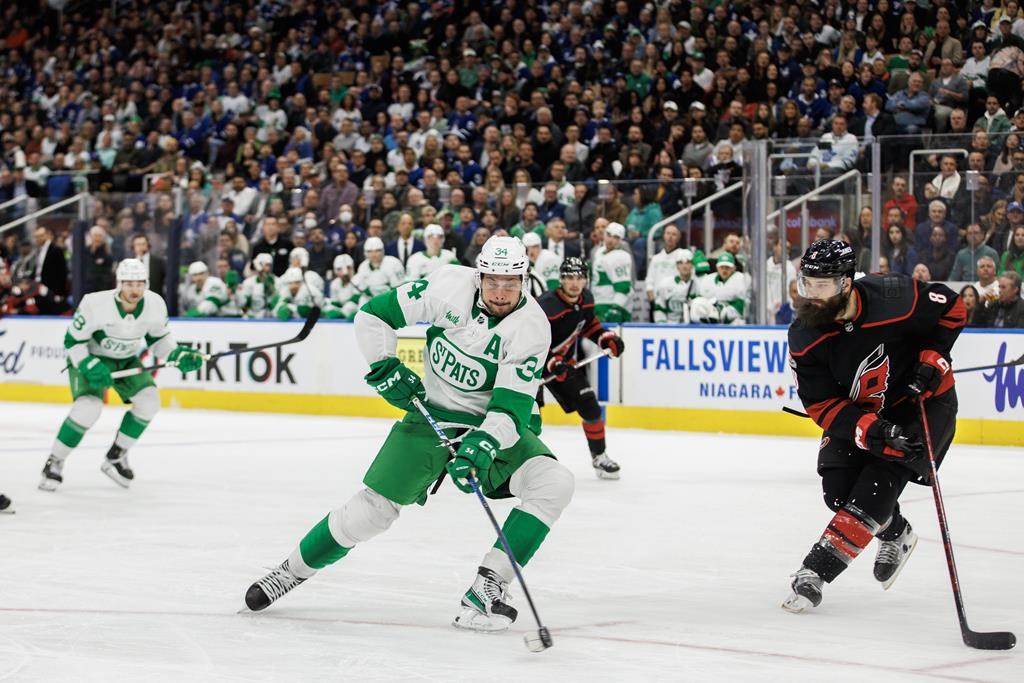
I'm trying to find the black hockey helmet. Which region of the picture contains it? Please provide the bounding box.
[800,239,856,277]
[560,256,588,277]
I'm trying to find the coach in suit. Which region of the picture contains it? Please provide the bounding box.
[131,233,166,297]
[31,225,68,298]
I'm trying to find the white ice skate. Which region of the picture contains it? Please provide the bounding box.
[453,566,518,633]
[39,455,65,492]
[100,445,133,488]
[874,522,918,590]
[782,567,823,613]
[591,452,621,480]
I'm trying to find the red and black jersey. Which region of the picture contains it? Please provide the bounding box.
[788,274,966,446]
[537,287,607,362]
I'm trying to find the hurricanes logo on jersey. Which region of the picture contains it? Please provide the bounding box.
[850,343,890,412]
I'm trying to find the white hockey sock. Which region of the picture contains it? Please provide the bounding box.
[287,546,318,579]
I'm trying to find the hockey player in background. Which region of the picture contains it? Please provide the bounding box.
[590,222,633,322]
[652,249,699,323]
[240,253,277,318]
[328,254,360,319]
[40,259,205,490]
[353,236,405,306]
[244,236,575,634]
[404,224,460,282]
[691,252,749,324]
[783,240,966,613]
[537,257,624,478]
[522,231,563,293]
[182,261,231,317]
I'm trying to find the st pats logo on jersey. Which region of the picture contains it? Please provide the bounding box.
[429,336,492,391]
[850,343,890,411]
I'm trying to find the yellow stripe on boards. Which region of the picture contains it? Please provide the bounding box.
[1,383,1020,447]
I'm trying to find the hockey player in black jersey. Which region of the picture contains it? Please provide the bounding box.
[783,240,966,613]
[536,257,625,479]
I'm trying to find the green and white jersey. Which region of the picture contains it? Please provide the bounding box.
[241,273,278,318]
[183,276,230,316]
[354,256,405,305]
[653,275,698,323]
[697,271,749,317]
[356,264,551,450]
[591,246,633,320]
[64,289,176,366]
[273,282,324,319]
[404,249,459,282]
[329,277,360,318]
[531,249,563,291]
[646,248,682,296]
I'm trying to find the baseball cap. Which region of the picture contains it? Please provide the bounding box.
[691,51,705,60]
[690,101,707,111]
[606,222,626,239]
[521,232,542,248]
[364,236,385,252]
[1009,201,1024,212]
[663,101,679,111]
[463,48,476,57]
[828,78,843,88]
[911,49,924,57]
[716,252,737,268]
[593,40,605,50]
[424,224,445,239]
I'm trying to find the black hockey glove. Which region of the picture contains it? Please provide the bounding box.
[546,354,574,382]
[907,350,951,399]
[860,417,925,462]
[597,331,624,358]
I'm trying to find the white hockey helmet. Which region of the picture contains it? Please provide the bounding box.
[476,235,530,302]
[521,232,542,248]
[672,248,694,263]
[280,267,304,285]
[423,223,445,240]
[253,253,273,271]
[115,258,148,285]
[333,253,354,272]
[606,222,626,240]
[289,247,310,268]
[188,261,209,276]
[364,236,384,252]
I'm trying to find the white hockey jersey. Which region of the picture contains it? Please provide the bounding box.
[530,249,563,292]
[697,271,750,322]
[404,249,460,282]
[240,273,278,318]
[355,265,551,450]
[646,248,683,296]
[354,256,405,305]
[653,275,699,323]
[591,246,633,322]
[273,278,326,319]
[329,277,360,319]
[64,290,176,366]
[182,276,230,316]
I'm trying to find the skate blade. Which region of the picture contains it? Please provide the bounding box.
[452,608,512,633]
[880,535,918,591]
[781,593,814,614]
[0,507,14,515]
[38,477,60,492]
[593,468,621,480]
[100,462,132,488]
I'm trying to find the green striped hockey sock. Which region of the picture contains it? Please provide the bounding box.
[113,412,150,450]
[494,508,550,567]
[52,418,89,459]
[298,515,351,570]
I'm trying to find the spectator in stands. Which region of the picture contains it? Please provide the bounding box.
[250,217,293,276]
[543,219,579,260]
[974,255,1002,300]
[916,200,959,249]
[84,226,115,294]
[1002,225,1024,278]
[975,96,1011,153]
[959,284,980,325]
[885,222,918,277]
[808,114,858,174]
[883,177,918,228]
[920,225,957,281]
[625,187,664,243]
[564,184,597,240]
[681,123,712,170]
[951,224,1000,281]
[973,271,1024,327]
[386,212,424,269]
[885,72,930,134]
[766,239,797,319]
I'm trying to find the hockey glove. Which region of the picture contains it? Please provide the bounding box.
[907,350,950,399]
[184,307,203,318]
[364,357,425,410]
[78,355,114,389]
[546,354,574,382]
[168,346,204,373]
[275,303,294,321]
[597,331,625,357]
[224,270,240,289]
[860,417,926,462]
[446,430,498,493]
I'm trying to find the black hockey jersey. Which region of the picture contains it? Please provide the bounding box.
[788,274,966,444]
[537,288,607,362]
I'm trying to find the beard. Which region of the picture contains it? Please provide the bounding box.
[795,292,847,327]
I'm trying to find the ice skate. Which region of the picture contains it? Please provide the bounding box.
[591,452,620,480]
[100,445,133,488]
[782,567,823,613]
[0,494,13,514]
[874,522,918,590]
[244,560,307,611]
[39,455,65,492]
[453,566,518,633]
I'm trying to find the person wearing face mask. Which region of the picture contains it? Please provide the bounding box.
[326,204,361,247]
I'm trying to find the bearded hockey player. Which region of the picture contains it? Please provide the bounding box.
[537,256,625,478]
[244,236,574,634]
[782,240,966,613]
[40,259,205,490]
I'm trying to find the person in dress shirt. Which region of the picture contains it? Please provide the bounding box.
[385,211,424,267]
[31,226,68,298]
[543,218,581,259]
[131,233,166,297]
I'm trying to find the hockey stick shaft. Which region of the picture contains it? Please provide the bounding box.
[409,397,552,647]
[539,349,611,386]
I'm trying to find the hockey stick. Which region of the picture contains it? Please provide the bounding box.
[409,396,554,653]
[539,349,612,386]
[918,399,1016,650]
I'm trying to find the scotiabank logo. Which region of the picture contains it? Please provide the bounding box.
[983,342,1023,413]
[174,341,297,385]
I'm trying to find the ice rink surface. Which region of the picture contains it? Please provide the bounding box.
[0,402,1020,683]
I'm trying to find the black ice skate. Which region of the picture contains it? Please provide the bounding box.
[874,522,918,590]
[591,452,621,480]
[453,566,518,633]
[100,445,134,488]
[39,454,65,492]
[0,493,13,514]
[782,567,824,613]
[244,561,307,611]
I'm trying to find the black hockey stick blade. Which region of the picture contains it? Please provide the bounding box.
[782,405,809,418]
[524,626,554,652]
[963,629,1016,650]
[954,353,1024,375]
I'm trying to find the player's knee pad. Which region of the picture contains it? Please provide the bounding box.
[129,386,160,422]
[690,297,719,323]
[68,395,103,429]
[577,392,602,422]
[330,488,402,547]
[509,457,575,527]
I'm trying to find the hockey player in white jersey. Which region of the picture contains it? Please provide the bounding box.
[40,259,205,490]
[522,232,563,293]
[645,224,684,304]
[240,253,278,318]
[329,254,360,319]
[353,236,405,306]
[272,268,321,320]
[404,224,459,282]
[182,261,231,317]
[286,247,326,303]
[591,222,633,322]
[691,252,750,324]
[244,236,574,635]
[653,249,699,323]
